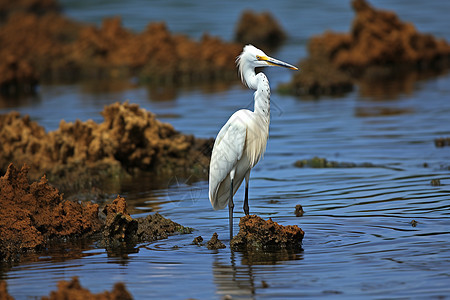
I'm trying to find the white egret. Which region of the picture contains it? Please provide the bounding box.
[208,45,298,240]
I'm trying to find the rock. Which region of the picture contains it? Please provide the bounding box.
[0,163,102,261]
[435,137,450,147]
[102,196,138,242]
[206,233,226,250]
[231,215,304,251]
[283,0,450,96]
[294,205,304,217]
[192,236,203,246]
[41,277,133,300]
[0,5,241,95]
[136,213,193,243]
[0,280,13,300]
[294,157,377,168]
[234,10,286,50]
[0,102,213,195]
[430,179,441,187]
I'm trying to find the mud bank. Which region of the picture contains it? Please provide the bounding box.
[281,0,450,96]
[0,102,213,194]
[231,215,304,251]
[0,0,241,95]
[234,10,286,50]
[0,277,133,300]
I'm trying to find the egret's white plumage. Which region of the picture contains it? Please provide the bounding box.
[208,45,297,240]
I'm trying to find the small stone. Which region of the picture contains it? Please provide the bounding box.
[431,179,441,186]
[192,236,203,246]
[294,204,304,217]
[207,233,226,250]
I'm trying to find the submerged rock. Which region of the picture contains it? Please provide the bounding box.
[231,215,304,251]
[0,163,102,261]
[294,157,377,168]
[234,10,286,50]
[283,0,450,97]
[0,102,213,194]
[435,137,450,148]
[207,232,226,250]
[41,277,133,300]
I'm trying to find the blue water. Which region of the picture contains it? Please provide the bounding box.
[1,1,450,299]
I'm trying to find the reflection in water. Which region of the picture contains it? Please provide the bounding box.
[357,69,449,100]
[213,249,303,299]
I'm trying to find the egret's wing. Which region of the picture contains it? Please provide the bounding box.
[209,110,248,210]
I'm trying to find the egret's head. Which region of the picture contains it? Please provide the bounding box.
[236,45,298,85]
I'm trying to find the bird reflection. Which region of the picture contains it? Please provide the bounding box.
[212,249,303,299]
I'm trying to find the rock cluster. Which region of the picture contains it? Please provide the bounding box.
[0,164,102,261]
[0,0,241,94]
[283,0,450,96]
[0,102,213,193]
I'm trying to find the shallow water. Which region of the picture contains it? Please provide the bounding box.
[1,0,450,299]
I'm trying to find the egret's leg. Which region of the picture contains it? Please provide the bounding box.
[243,172,250,215]
[243,179,249,215]
[229,179,234,240]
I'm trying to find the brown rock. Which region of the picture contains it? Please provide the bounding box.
[435,137,450,148]
[136,213,193,243]
[231,215,304,251]
[0,163,102,261]
[206,232,226,250]
[0,5,241,94]
[234,10,286,49]
[192,236,203,245]
[102,196,138,242]
[0,102,213,194]
[41,277,133,300]
[294,204,304,217]
[0,280,13,300]
[283,0,450,96]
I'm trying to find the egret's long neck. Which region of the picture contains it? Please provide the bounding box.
[244,70,271,125]
[254,72,270,119]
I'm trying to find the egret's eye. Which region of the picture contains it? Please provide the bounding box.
[256,55,261,60]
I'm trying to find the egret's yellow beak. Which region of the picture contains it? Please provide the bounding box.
[257,55,298,70]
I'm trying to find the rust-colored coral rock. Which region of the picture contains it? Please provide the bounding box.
[0,163,101,261]
[234,10,286,49]
[0,0,241,94]
[0,102,213,192]
[41,277,133,300]
[102,195,138,242]
[284,0,450,96]
[231,215,304,251]
[206,232,226,250]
